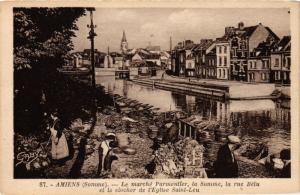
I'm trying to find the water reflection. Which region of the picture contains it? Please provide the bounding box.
[96,76,291,154]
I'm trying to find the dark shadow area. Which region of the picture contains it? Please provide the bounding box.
[68,106,97,178]
[69,137,87,178]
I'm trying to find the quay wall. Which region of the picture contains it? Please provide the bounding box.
[133,78,276,100]
[229,83,275,99]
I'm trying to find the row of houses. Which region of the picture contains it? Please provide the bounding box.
[170,22,291,84]
[67,30,171,72]
[68,46,170,70]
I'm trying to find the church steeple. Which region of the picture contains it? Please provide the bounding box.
[121,30,127,42]
[120,30,128,54]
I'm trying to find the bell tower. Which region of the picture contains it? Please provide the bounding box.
[120,30,128,54]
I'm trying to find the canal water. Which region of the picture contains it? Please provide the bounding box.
[96,76,291,155]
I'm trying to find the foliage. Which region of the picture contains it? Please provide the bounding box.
[13,8,90,134]
[14,8,86,70]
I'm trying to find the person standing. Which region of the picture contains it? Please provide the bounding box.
[49,112,69,164]
[214,135,241,178]
[161,71,165,80]
[280,149,291,178]
[97,133,118,175]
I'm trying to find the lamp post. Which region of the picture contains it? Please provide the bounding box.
[87,8,97,89]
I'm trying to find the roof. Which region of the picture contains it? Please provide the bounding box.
[241,25,258,38]
[275,36,291,52]
[217,23,279,43]
[265,27,280,41]
[132,53,144,60]
[252,40,277,57]
[206,42,216,54]
[184,43,195,50]
[194,42,213,51]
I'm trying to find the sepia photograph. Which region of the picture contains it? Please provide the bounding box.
[12,6,293,180]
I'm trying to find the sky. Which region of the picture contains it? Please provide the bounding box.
[72,8,290,53]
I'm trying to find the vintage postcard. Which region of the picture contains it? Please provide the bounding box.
[0,0,299,194]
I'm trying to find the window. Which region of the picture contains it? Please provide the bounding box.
[223,69,226,78]
[249,61,252,69]
[224,56,227,66]
[218,69,221,78]
[266,60,270,68]
[219,57,222,66]
[241,41,246,50]
[275,58,279,66]
[261,73,266,80]
[254,62,257,69]
[219,46,222,54]
[224,46,227,54]
[287,57,291,68]
[249,73,254,81]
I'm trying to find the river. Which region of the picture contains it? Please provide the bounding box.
[96,76,290,155]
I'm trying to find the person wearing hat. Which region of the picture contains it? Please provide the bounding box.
[214,135,241,178]
[280,149,291,178]
[97,133,118,176]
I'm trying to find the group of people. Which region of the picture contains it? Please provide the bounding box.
[47,112,118,175]
[214,135,291,178]
[47,111,290,178]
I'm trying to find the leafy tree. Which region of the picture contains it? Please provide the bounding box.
[14,8,87,134]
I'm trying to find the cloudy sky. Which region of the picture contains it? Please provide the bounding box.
[72,8,290,52]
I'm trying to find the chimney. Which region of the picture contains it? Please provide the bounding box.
[225,26,234,35]
[238,22,244,30]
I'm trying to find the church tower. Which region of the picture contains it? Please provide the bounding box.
[120,30,128,54]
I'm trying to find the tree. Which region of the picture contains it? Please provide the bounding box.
[13,8,87,134]
[14,8,86,70]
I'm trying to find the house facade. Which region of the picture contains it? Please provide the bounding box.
[247,57,271,83]
[194,39,214,79]
[216,22,279,81]
[270,36,291,84]
[216,41,230,80]
[247,41,275,83]
[171,40,195,77]
[185,50,196,77]
[204,42,217,79]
